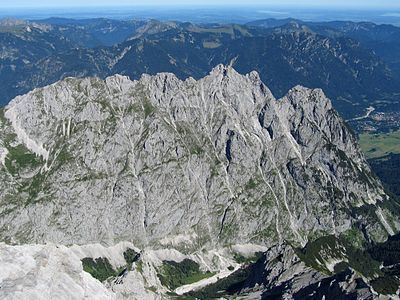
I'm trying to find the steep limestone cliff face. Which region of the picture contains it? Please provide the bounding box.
[0,65,396,249]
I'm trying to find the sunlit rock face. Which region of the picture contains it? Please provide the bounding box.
[0,65,396,249]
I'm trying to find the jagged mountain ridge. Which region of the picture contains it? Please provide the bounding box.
[0,65,396,248]
[1,18,399,120]
[110,22,398,119]
[248,18,400,78]
[36,18,146,47]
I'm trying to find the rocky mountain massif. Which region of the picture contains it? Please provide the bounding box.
[1,18,399,119]
[0,18,143,106]
[0,66,399,299]
[248,18,400,76]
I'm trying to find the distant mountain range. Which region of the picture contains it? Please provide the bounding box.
[248,18,400,76]
[1,17,400,120]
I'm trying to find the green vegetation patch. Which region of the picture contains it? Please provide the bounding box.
[359,130,400,159]
[22,172,48,204]
[82,248,142,281]
[190,144,204,155]
[143,99,156,118]
[370,276,400,295]
[233,252,263,265]
[0,107,5,123]
[189,24,250,37]
[157,259,215,290]
[56,146,74,164]
[368,153,400,198]
[341,226,366,248]
[244,178,258,191]
[81,257,118,282]
[368,234,400,267]
[189,26,234,35]
[344,242,381,278]
[186,266,252,299]
[296,235,381,277]
[5,144,43,174]
[167,292,197,300]
[295,235,347,274]
[136,260,144,274]
[296,232,400,295]
[123,248,140,270]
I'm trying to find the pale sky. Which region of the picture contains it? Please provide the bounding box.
[0,0,399,8]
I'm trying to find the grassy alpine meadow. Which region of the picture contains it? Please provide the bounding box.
[359,130,400,159]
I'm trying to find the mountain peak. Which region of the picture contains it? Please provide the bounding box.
[209,64,263,88]
[0,66,395,248]
[209,64,236,76]
[285,86,331,108]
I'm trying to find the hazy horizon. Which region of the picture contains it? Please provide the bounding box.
[1,1,400,26]
[0,0,399,9]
